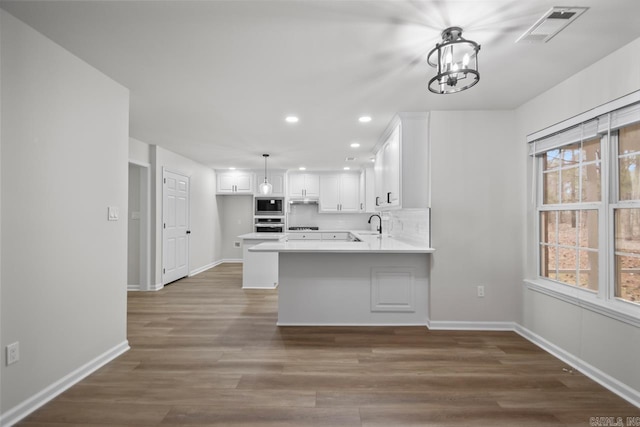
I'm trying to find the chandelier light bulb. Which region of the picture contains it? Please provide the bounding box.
[463,53,470,68]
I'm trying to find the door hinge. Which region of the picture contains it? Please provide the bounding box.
[163,223,166,229]
[164,178,166,184]
[163,268,166,274]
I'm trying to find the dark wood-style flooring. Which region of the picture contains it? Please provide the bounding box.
[20,263,640,426]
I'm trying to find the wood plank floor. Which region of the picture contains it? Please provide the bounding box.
[20,263,639,426]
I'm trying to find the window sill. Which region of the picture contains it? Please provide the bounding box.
[523,278,640,328]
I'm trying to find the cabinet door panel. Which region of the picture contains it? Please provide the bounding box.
[235,174,253,192]
[339,173,360,212]
[319,174,340,212]
[304,174,320,197]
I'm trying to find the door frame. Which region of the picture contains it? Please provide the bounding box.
[162,167,191,285]
[128,160,151,291]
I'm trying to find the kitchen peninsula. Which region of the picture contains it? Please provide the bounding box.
[250,232,434,326]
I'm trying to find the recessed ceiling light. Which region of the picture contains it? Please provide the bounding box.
[370,158,375,162]
[285,116,299,123]
[299,167,306,171]
[358,116,372,123]
[350,142,361,148]
[229,167,236,170]
[344,167,351,170]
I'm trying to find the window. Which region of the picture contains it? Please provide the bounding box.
[614,122,640,304]
[533,102,640,313]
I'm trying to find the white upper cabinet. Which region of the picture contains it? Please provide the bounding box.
[360,167,376,213]
[288,173,320,198]
[373,113,429,210]
[217,171,254,194]
[319,173,360,213]
[255,170,285,196]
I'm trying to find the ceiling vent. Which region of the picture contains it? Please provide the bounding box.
[516,6,588,43]
[345,157,356,162]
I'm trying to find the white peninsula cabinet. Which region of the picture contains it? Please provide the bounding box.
[216,171,254,194]
[319,173,360,213]
[373,112,429,210]
[288,173,320,198]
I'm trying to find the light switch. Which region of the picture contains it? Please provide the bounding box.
[108,206,119,221]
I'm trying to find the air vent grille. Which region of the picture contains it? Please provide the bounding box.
[516,6,588,43]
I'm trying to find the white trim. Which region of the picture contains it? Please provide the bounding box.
[514,324,640,408]
[0,341,130,427]
[527,90,640,143]
[220,258,243,264]
[188,261,218,277]
[524,279,640,328]
[128,159,150,168]
[127,283,141,291]
[149,282,164,291]
[426,320,516,331]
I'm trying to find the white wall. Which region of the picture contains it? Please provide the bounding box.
[516,36,640,398]
[429,110,522,324]
[129,137,150,166]
[151,145,220,285]
[1,9,129,418]
[218,195,253,260]
[128,164,141,285]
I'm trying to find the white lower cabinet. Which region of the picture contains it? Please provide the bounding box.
[319,173,360,213]
[241,239,278,289]
[286,233,322,240]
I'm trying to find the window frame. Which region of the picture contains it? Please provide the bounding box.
[528,96,640,328]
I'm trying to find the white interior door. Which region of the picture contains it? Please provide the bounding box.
[163,169,190,284]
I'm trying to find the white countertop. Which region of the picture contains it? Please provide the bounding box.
[249,232,434,254]
[237,233,285,240]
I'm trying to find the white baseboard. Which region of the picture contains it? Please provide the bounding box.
[189,261,219,277]
[127,283,141,291]
[514,324,640,409]
[149,282,163,291]
[220,258,243,264]
[426,320,516,331]
[0,341,130,427]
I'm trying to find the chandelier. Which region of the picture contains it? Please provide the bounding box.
[427,27,481,94]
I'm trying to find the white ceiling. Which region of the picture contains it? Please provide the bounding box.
[3,0,640,171]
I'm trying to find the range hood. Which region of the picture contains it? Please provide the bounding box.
[289,198,319,205]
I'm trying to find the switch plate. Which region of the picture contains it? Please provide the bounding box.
[477,286,485,298]
[108,206,119,221]
[7,342,19,365]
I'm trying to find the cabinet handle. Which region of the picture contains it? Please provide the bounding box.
[360,203,363,210]
[375,196,380,206]
[387,192,392,203]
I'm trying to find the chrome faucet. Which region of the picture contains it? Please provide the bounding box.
[368,214,382,235]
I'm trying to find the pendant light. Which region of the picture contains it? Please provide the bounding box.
[427,27,480,94]
[258,154,273,195]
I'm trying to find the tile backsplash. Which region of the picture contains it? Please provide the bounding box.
[384,208,431,245]
[287,204,371,230]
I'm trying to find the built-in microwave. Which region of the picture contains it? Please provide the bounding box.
[255,197,284,216]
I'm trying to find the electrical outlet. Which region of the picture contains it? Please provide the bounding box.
[477,286,485,298]
[7,342,19,365]
[234,241,241,248]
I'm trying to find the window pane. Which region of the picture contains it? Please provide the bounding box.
[618,122,640,155]
[560,143,580,167]
[581,138,600,162]
[540,211,557,244]
[615,208,640,254]
[543,149,561,171]
[618,153,640,200]
[578,250,598,291]
[615,255,640,304]
[540,245,556,280]
[581,164,600,202]
[560,167,579,203]
[557,247,577,286]
[579,210,598,249]
[558,210,577,247]
[543,171,559,204]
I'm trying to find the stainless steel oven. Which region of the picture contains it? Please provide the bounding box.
[255,197,284,216]
[255,217,284,233]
